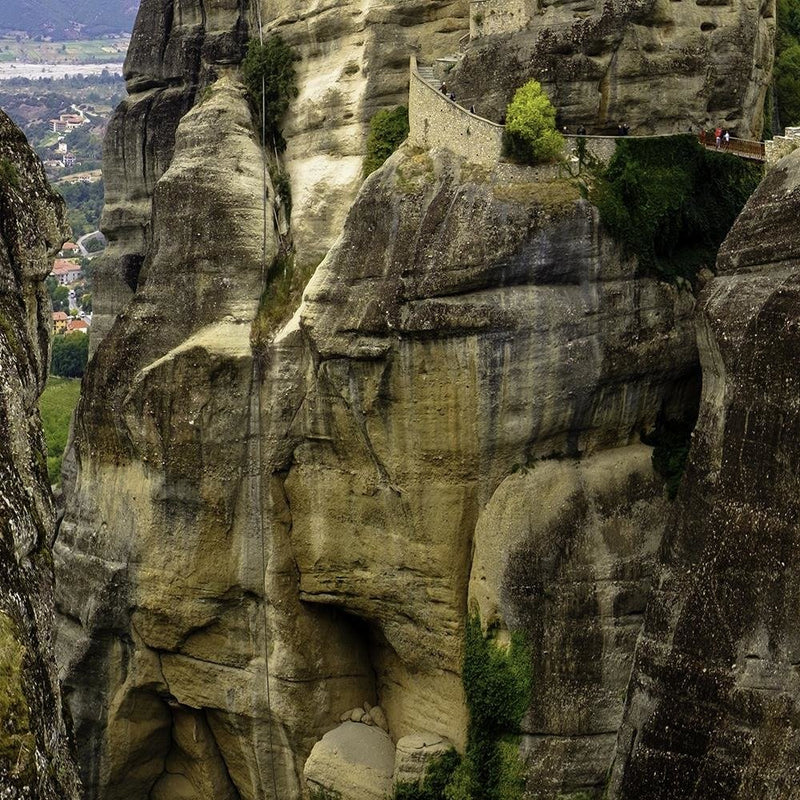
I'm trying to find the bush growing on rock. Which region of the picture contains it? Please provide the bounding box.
[363,106,410,177]
[591,135,761,283]
[51,331,88,378]
[242,35,299,152]
[776,0,800,127]
[503,81,563,164]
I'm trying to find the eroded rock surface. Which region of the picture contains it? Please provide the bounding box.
[57,134,699,798]
[609,149,800,800]
[262,147,698,796]
[0,111,78,799]
[472,445,668,797]
[54,0,784,797]
[267,0,468,268]
[452,0,775,136]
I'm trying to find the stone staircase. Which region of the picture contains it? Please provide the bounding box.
[417,64,437,87]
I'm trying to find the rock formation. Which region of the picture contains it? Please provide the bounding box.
[53,0,786,798]
[451,0,775,136]
[267,0,468,269]
[608,147,800,800]
[57,129,700,796]
[0,111,79,799]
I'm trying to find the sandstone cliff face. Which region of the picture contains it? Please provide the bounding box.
[55,1,782,798]
[55,69,286,800]
[265,0,468,268]
[451,0,775,136]
[608,149,800,800]
[57,129,699,797]
[95,0,469,347]
[0,111,78,799]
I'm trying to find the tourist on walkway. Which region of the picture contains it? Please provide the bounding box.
[449,92,456,102]
[440,82,447,94]
[577,125,586,136]
[469,104,475,114]
[723,129,730,148]
[715,126,722,148]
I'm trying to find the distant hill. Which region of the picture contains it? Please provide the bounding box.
[0,0,140,39]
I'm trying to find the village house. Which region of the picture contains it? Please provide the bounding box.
[66,318,90,335]
[52,311,69,334]
[59,242,80,257]
[50,113,85,133]
[51,259,83,286]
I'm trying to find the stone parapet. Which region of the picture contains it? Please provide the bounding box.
[563,135,619,168]
[766,127,800,167]
[408,56,504,167]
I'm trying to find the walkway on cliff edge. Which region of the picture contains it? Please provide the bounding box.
[412,59,767,165]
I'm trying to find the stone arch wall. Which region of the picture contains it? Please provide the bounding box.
[408,56,504,166]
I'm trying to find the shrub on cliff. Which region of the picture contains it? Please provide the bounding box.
[774,0,800,128]
[51,331,88,378]
[364,106,410,177]
[592,135,761,282]
[503,81,563,164]
[242,35,299,152]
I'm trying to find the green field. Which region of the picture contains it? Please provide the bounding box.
[39,377,81,486]
[0,37,129,64]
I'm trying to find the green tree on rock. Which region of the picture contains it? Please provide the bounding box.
[774,0,800,129]
[503,81,563,164]
[363,106,409,177]
[51,332,88,378]
[241,35,299,152]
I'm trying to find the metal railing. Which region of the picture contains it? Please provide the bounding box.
[698,132,765,161]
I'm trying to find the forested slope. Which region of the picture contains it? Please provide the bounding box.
[0,0,137,38]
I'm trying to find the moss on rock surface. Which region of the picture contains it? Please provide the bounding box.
[0,612,35,783]
[0,109,79,800]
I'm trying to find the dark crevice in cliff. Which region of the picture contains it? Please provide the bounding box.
[159,0,175,69]
[642,366,703,500]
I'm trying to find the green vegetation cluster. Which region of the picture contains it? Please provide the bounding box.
[0,157,19,188]
[51,332,88,379]
[775,0,800,129]
[393,614,532,800]
[590,136,761,283]
[269,164,292,222]
[39,376,81,485]
[363,106,409,178]
[57,178,103,236]
[251,252,315,350]
[503,81,563,165]
[0,73,125,157]
[242,35,299,153]
[394,751,462,800]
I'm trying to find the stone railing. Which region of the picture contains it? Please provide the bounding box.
[562,135,618,168]
[408,58,768,172]
[408,55,504,167]
[470,0,530,39]
[766,127,800,167]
